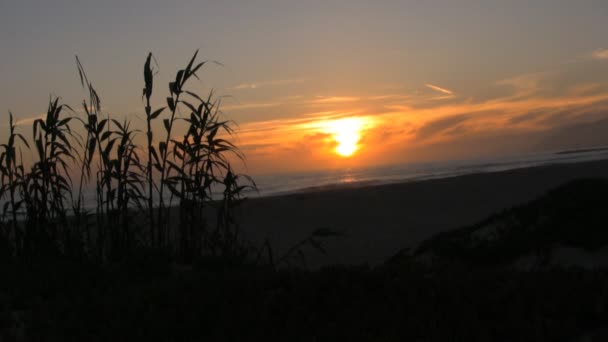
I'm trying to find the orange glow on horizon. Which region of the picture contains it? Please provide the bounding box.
[225,81,608,174]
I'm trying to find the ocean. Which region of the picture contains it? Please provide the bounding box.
[251,148,608,197]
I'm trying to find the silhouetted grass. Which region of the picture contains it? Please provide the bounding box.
[0,113,29,257]
[0,51,256,263]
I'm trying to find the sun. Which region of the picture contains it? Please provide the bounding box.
[325,117,365,157]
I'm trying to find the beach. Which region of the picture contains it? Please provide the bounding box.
[236,159,608,267]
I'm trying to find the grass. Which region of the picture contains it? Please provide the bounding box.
[0,50,255,264]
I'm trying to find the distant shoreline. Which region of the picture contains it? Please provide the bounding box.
[555,146,608,155]
[253,153,608,199]
[250,149,608,198]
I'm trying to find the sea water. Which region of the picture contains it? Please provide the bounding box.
[251,148,608,197]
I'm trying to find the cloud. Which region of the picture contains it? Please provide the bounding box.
[415,114,469,140]
[429,95,457,101]
[567,83,604,96]
[591,48,608,60]
[507,109,549,125]
[225,93,411,113]
[230,78,305,90]
[425,84,454,96]
[311,96,361,104]
[15,114,44,126]
[495,72,549,99]
[302,110,338,117]
[366,94,411,101]
[222,102,281,111]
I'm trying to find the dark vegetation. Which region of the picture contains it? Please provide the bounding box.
[2,253,608,341]
[0,51,260,263]
[416,178,608,265]
[2,52,608,341]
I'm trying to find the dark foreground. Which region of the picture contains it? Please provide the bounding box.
[0,255,608,341]
[2,257,608,341]
[4,170,608,341]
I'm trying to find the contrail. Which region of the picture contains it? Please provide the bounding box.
[425,83,454,96]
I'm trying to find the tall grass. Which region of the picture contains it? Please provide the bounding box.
[0,50,255,264]
[0,113,29,256]
[19,98,76,257]
[155,51,205,250]
[143,52,163,247]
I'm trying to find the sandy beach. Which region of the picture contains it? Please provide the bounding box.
[236,159,608,267]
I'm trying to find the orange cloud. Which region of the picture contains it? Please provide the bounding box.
[591,49,608,60]
[311,96,361,104]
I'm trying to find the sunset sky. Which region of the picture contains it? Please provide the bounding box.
[1,1,608,175]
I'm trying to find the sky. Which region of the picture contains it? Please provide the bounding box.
[1,0,608,175]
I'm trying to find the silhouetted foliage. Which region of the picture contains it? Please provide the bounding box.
[416,178,608,265]
[0,51,256,263]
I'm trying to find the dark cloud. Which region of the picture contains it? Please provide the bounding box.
[280,132,332,155]
[535,117,608,151]
[508,109,550,125]
[241,143,276,151]
[537,106,608,128]
[442,124,469,137]
[415,114,470,140]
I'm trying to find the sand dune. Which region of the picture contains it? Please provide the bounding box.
[236,159,608,267]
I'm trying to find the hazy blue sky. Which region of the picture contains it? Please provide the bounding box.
[1,1,608,173]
